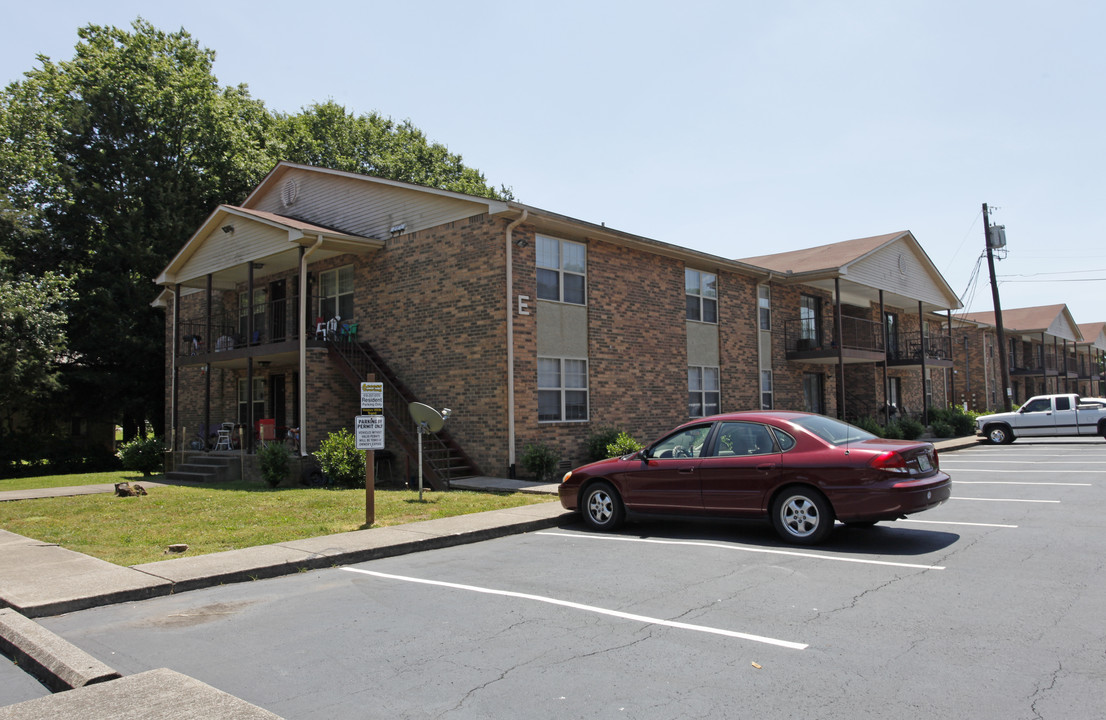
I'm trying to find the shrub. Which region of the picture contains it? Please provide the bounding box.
[606,431,643,458]
[116,435,165,476]
[900,417,925,440]
[258,440,292,488]
[882,420,904,439]
[313,428,365,487]
[854,416,884,438]
[521,442,560,482]
[931,420,955,438]
[584,427,623,462]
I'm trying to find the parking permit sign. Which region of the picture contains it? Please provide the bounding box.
[355,415,385,450]
[361,382,383,411]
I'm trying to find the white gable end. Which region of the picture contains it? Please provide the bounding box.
[247,167,499,240]
[845,238,952,307]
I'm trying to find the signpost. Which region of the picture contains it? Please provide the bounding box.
[357,382,384,525]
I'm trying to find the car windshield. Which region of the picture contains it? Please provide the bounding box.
[792,415,876,446]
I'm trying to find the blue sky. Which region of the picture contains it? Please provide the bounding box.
[3,1,1104,328]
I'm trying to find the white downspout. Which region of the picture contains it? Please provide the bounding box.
[505,209,528,477]
[299,235,325,455]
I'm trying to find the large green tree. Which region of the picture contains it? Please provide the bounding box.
[0,19,506,445]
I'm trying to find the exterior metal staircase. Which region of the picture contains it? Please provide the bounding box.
[327,336,479,489]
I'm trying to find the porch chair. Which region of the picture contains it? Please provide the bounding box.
[315,317,326,340]
[325,315,340,341]
[214,422,234,451]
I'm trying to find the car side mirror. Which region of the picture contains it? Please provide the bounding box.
[638,447,650,461]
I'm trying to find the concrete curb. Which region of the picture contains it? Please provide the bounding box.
[0,608,120,692]
[0,668,285,719]
[131,503,573,595]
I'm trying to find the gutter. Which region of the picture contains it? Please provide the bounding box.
[299,235,325,455]
[505,209,528,477]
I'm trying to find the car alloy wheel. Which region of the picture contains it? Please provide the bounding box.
[772,487,833,544]
[581,481,624,532]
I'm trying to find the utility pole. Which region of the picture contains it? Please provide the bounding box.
[983,203,1013,411]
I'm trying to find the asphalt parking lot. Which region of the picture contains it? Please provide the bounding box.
[24,438,1106,718]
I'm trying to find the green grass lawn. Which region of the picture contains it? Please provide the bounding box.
[0,470,151,493]
[0,481,553,567]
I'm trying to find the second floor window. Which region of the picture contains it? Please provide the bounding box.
[758,285,771,330]
[319,265,354,320]
[800,294,821,343]
[686,269,717,323]
[537,236,586,304]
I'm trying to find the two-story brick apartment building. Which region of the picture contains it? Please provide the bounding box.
[157,163,962,482]
[952,304,1099,410]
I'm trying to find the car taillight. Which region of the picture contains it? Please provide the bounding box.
[870,451,910,473]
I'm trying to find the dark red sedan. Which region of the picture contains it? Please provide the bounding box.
[558,411,951,544]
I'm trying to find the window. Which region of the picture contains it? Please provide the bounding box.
[758,285,771,330]
[688,366,720,417]
[714,422,777,456]
[237,377,265,425]
[799,294,821,344]
[319,265,354,320]
[239,288,267,342]
[888,377,903,414]
[885,312,899,358]
[1056,396,1071,411]
[802,372,824,414]
[761,370,773,410]
[685,269,717,323]
[538,357,588,422]
[650,424,712,458]
[536,236,586,304]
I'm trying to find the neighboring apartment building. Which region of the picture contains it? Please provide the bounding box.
[156,163,962,481]
[953,305,1103,410]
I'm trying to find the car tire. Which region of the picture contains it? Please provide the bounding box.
[772,486,834,545]
[985,424,1014,445]
[581,481,625,532]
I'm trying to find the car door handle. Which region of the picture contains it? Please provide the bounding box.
[678,468,695,474]
[757,463,777,472]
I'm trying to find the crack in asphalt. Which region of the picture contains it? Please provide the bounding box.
[1029,660,1063,720]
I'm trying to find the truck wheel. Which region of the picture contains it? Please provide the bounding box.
[985,424,1014,445]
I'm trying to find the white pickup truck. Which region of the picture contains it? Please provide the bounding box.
[976,394,1106,444]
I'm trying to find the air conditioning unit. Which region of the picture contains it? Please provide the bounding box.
[987,225,1007,249]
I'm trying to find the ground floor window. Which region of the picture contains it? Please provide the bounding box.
[760,369,773,410]
[888,376,903,416]
[538,357,588,422]
[688,366,720,417]
[802,372,823,414]
[238,377,266,425]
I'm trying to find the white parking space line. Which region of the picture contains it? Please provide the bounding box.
[953,481,1091,486]
[951,496,1060,503]
[944,469,1092,474]
[341,567,808,650]
[536,531,945,570]
[900,519,1018,528]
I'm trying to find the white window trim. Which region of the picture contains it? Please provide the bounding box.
[536,235,587,305]
[685,269,718,324]
[688,365,721,418]
[317,264,354,319]
[538,356,590,423]
[761,369,774,410]
[758,285,771,331]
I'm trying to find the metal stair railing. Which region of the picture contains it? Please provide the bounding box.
[327,335,479,487]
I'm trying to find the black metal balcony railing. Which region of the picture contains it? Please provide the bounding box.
[176,298,337,358]
[783,316,884,354]
[886,332,951,363]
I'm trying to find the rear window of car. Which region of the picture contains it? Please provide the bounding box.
[791,415,876,446]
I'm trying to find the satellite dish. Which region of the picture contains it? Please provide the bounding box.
[408,402,444,433]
